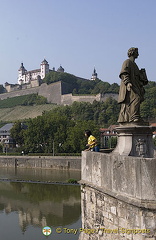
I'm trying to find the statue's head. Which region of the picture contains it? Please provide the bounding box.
[127,47,138,58]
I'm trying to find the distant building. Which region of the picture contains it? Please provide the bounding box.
[18,60,100,86]
[18,60,67,86]
[0,123,15,152]
[91,68,98,80]
[100,123,156,149]
[4,59,101,98]
[18,59,50,85]
[100,125,118,148]
[57,65,64,73]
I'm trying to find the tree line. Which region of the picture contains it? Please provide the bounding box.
[6,75,155,154]
[10,87,156,154]
[10,113,99,154]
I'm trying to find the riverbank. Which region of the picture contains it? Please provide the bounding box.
[0,155,81,171]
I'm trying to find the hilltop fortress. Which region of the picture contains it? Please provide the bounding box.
[1,59,118,105]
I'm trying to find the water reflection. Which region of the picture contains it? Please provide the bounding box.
[0,181,81,240]
[0,167,81,182]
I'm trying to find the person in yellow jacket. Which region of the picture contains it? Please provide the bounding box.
[84,130,99,152]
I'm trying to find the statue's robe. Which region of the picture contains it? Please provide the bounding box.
[118,59,148,123]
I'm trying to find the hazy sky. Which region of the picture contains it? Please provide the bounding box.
[0,0,156,85]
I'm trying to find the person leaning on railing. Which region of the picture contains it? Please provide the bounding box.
[84,130,99,152]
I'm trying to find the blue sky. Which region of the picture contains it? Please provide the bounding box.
[0,0,156,85]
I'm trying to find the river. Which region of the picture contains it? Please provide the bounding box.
[0,168,81,240]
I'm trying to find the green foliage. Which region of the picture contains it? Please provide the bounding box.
[14,109,99,154]
[43,71,119,94]
[51,98,120,126]
[43,72,155,122]
[141,86,156,121]
[0,94,47,108]
[7,80,155,154]
[63,120,99,153]
[67,179,78,184]
[13,99,120,154]
[23,112,73,153]
[44,71,77,84]
[43,71,78,93]
[10,121,26,146]
[21,94,47,106]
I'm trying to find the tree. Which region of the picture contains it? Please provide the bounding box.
[23,112,74,153]
[10,121,25,146]
[63,120,99,153]
[141,86,156,121]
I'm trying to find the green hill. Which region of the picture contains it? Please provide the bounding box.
[0,104,56,122]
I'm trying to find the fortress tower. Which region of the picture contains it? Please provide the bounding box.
[18,63,27,85]
[40,59,49,79]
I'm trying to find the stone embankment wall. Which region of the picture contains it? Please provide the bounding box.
[79,185,156,240]
[81,151,156,207]
[0,81,118,105]
[79,151,156,240]
[0,155,81,171]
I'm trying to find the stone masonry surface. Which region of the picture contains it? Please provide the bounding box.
[79,185,156,240]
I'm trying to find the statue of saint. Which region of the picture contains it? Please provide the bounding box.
[118,47,148,123]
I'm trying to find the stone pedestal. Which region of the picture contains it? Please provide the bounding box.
[113,124,156,158]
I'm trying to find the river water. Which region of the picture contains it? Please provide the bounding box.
[1,168,155,240]
[0,168,81,240]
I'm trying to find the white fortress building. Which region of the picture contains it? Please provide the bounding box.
[4,59,98,93]
[18,59,97,85]
[18,59,65,85]
[18,59,51,85]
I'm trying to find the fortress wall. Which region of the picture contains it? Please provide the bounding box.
[61,93,119,105]
[0,81,119,105]
[0,87,40,100]
[0,82,62,104]
[101,93,118,101]
[61,93,101,105]
[38,81,62,104]
[71,94,101,103]
[61,93,73,105]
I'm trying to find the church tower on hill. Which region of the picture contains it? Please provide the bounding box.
[91,67,98,80]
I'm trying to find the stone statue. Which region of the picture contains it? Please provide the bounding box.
[118,47,148,123]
